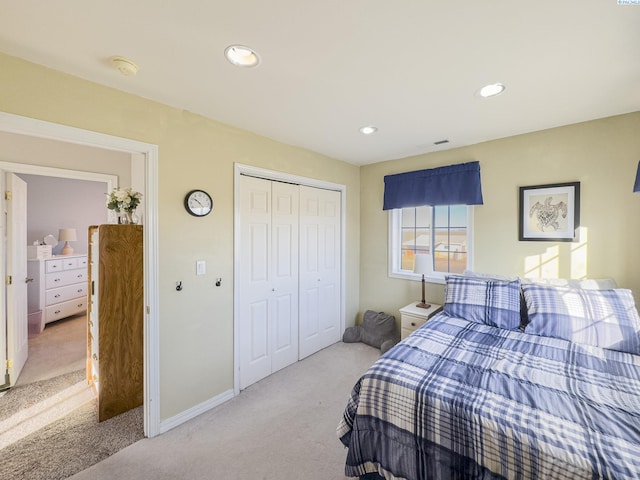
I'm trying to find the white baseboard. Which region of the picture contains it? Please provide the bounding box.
[158,389,235,434]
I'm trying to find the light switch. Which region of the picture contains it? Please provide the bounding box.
[196,260,206,276]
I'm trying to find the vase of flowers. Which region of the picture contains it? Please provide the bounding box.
[106,187,142,224]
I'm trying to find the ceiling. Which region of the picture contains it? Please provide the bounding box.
[1,1,639,166]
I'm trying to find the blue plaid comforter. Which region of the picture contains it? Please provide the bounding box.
[338,313,640,479]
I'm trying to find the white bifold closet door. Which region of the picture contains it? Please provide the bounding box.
[239,176,300,389]
[298,185,341,359]
[238,176,341,389]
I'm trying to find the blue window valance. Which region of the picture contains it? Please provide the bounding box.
[382,160,484,210]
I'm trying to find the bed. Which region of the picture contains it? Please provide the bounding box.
[338,275,640,479]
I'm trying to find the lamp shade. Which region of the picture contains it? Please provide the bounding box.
[58,228,77,242]
[413,254,433,275]
[634,160,640,193]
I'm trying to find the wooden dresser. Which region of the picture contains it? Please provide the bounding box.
[88,224,143,422]
[27,254,88,325]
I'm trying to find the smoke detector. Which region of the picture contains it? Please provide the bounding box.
[110,56,139,76]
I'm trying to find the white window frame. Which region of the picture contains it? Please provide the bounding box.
[388,205,474,284]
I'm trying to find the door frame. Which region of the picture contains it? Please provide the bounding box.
[233,162,346,395]
[0,112,161,438]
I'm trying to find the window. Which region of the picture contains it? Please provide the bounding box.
[389,205,473,281]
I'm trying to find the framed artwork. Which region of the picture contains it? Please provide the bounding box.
[519,182,580,242]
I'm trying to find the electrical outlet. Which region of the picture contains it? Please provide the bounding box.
[196,260,206,276]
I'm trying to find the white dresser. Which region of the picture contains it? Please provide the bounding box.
[27,254,88,325]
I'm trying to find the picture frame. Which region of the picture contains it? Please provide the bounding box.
[519,182,580,242]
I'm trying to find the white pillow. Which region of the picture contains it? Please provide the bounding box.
[520,277,617,290]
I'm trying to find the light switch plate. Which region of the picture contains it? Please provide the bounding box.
[196,260,206,276]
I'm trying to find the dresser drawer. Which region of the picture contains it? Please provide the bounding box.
[45,269,87,289]
[45,259,63,273]
[62,257,79,269]
[44,297,87,323]
[45,283,88,305]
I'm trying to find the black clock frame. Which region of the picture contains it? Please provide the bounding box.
[184,189,213,217]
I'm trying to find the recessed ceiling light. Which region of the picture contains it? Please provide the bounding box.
[224,45,260,68]
[477,83,506,98]
[359,125,378,135]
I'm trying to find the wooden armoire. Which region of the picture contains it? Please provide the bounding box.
[87,224,143,422]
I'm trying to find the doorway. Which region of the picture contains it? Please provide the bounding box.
[13,173,113,390]
[0,111,160,437]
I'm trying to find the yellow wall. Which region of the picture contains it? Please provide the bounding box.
[0,53,361,420]
[360,112,640,322]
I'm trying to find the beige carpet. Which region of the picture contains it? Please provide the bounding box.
[70,341,380,480]
[0,314,144,479]
[0,369,144,480]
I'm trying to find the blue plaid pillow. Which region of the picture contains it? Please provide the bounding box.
[444,275,522,330]
[523,284,640,354]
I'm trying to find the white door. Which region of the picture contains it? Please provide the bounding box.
[238,176,299,389]
[299,186,341,359]
[270,181,299,373]
[5,173,29,386]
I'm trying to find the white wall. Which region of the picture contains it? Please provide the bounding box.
[18,174,109,255]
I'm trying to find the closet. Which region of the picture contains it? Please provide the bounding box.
[238,175,341,389]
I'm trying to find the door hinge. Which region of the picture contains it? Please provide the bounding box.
[4,191,11,201]
[6,359,13,369]
[5,275,12,285]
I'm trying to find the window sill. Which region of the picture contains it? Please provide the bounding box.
[388,271,446,285]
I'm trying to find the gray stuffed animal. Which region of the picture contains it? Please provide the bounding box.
[343,310,399,353]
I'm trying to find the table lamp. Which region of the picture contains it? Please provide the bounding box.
[413,254,433,309]
[59,228,77,255]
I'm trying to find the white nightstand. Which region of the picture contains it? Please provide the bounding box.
[400,302,443,339]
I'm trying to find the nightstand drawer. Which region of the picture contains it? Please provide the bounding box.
[399,302,443,339]
[402,313,428,330]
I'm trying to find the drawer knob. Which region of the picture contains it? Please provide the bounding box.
[411,322,416,327]
[54,278,61,282]
[77,289,83,293]
[54,294,60,298]
[77,303,84,308]
[54,310,61,314]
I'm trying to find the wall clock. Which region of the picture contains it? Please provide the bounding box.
[184,189,213,217]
